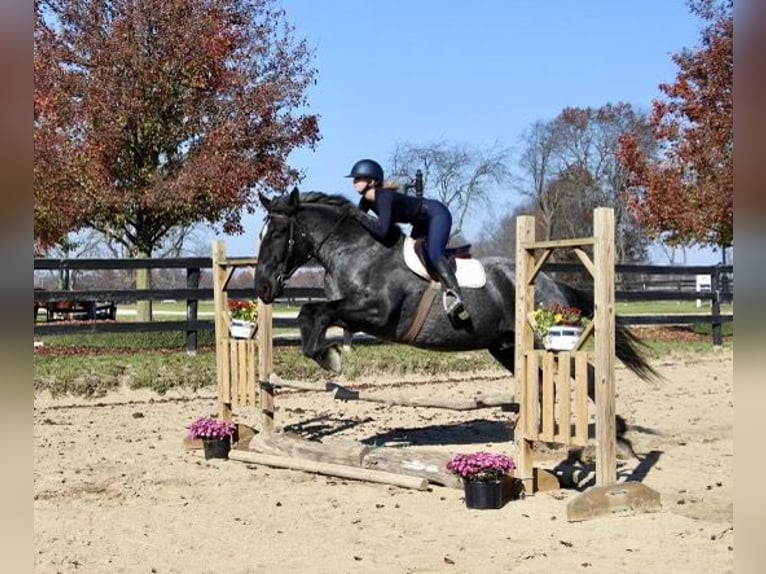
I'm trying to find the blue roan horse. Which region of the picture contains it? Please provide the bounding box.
[254,189,658,384]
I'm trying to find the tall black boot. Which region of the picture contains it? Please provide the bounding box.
[432,257,470,322]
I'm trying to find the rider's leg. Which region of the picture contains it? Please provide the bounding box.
[432,256,470,321]
[425,205,470,322]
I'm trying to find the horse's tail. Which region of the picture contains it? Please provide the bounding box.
[555,281,663,384]
[613,318,663,383]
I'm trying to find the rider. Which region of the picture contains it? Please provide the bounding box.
[347,158,470,323]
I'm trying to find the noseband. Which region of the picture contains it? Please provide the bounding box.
[267,208,348,289]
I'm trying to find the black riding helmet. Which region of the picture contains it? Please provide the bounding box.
[346,159,384,185]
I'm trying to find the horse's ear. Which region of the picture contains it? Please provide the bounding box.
[259,192,272,212]
[288,186,300,207]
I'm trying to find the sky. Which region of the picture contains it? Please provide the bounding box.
[215,0,720,265]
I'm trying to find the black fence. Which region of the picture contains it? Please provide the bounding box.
[33,257,733,351]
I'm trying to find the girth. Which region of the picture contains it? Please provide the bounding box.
[400,282,441,344]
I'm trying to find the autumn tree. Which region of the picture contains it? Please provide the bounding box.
[34,0,319,256]
[617,0,733,256]
[516,103,656,263]
[388,141,512,240]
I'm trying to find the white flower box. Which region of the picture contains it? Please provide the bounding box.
[230,319,257,339]
[543,325,583,351]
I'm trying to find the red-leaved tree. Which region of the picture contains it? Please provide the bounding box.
[618,0,733,252]
[34,0,319,255]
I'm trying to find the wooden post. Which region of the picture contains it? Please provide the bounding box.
[566,211,661,522]
[212,241,232,421]
[186,267,200,355]
[258,300,274,432]
[593,208,616,487]
[515,215,536,494]
[711,265,723,347]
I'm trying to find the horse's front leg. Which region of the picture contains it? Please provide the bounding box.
[297,301,345,373]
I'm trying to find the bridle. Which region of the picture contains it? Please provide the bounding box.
[266,206,349,289]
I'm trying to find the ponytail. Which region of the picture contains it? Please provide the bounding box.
[381,180,401,191]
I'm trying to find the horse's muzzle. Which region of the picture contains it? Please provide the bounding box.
[254,276,280,304]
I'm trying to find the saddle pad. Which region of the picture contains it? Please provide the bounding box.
[403,237,486,288]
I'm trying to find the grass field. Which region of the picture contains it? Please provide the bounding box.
[35,295,733,398]
[34,318,732,399]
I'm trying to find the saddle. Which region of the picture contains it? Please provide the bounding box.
[402,237,486,288]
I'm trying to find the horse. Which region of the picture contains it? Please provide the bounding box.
[253,188,659,390]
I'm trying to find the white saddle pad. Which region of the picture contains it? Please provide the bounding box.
[402,237,486,288]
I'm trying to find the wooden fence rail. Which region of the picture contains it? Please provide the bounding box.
[34,257,733,351]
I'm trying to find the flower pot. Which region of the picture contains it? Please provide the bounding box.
[463,479,505,509]
[202,437,231,460]
[543,325,583,351]
[230,319,257,339]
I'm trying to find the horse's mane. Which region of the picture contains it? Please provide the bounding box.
[299,191,355,209]
[270,190,354,212]
[271,190,404,240]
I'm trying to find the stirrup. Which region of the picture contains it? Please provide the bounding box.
[442,290,470,321]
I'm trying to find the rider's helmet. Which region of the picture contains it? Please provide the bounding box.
[346,159,384,185]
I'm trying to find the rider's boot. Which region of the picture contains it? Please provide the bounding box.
[432,257,470,322]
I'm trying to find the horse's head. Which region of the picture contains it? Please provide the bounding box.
[254,188,314,303]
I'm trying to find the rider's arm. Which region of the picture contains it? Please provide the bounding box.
[359,190,393,240]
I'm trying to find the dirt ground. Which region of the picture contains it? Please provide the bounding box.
[34,349,733,573]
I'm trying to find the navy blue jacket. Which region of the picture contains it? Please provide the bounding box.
[358,188,452,266]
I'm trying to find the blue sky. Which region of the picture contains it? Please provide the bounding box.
[218,0,718,264]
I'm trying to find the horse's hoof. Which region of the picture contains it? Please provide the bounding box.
[326,346,343,374]
[316,346,343,374]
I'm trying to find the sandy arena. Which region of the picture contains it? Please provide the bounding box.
[34,349,733,573]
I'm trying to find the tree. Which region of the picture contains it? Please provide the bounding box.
[517,120,562,243]
[516,103,655,263]
[472,198,536,259]
[34,0,319,256]
[388,141,512,239]
[617,0,733,254]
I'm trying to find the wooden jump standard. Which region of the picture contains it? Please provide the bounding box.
[210,240,514,490]
[515,208,660,520]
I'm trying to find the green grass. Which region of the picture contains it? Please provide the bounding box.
[34,342,500,399]
[34,352,217,398]
[690,321,734,337]
[42,330,217,349]
[616,300,733,315]
[35,323,732,399]
[36,296,734,399]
